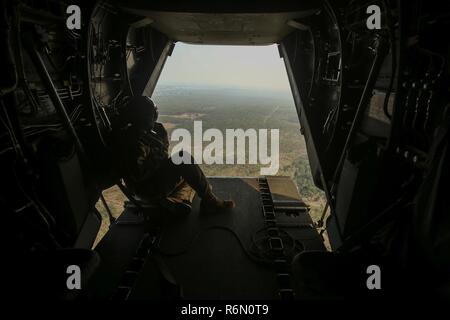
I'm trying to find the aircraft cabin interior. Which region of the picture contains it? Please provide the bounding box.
[1,0,449,301]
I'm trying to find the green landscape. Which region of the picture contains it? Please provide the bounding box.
[96,84,326,245]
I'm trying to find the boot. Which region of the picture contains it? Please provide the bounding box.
[160,181,196,215]
[200,186,235,213]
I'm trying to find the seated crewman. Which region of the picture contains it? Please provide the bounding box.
[119,95,235,214]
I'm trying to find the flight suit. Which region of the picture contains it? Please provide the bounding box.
[124,122,209,212]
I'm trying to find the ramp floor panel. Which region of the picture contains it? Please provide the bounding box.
[131,177,325,299]
[92,177,326,300]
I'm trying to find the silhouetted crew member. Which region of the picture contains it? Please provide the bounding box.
[120,96,235,214]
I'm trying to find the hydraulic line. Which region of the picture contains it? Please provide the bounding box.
[24,36,86,157]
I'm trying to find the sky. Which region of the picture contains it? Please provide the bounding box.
[156,43,293,93]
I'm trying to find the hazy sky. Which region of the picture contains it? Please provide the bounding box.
[157,43,292,92]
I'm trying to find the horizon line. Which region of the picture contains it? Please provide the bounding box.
[155,81,293,94]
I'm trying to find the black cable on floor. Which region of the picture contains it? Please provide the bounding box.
[155,225,309,267]
[156,225,277,267]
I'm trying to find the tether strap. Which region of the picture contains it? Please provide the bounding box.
[258,177,295,300]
